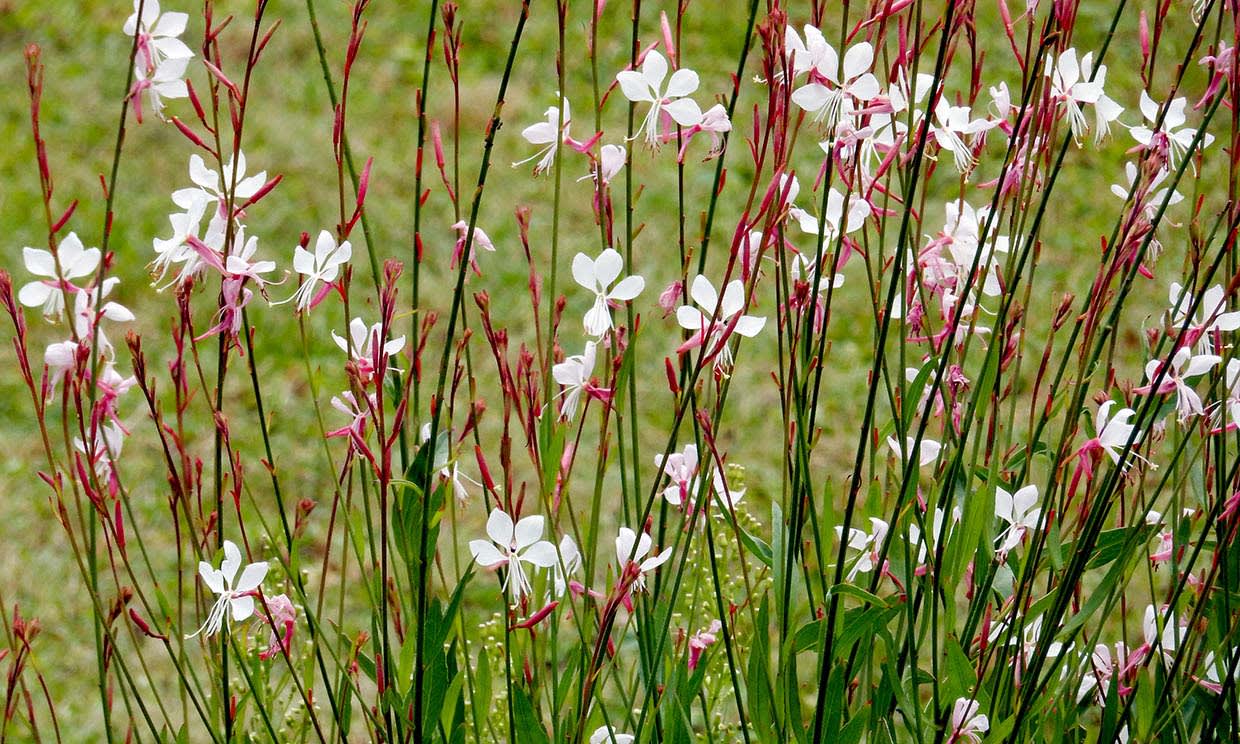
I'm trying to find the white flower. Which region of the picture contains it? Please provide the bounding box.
[931,99,997,173]
[589,727,635,744]
[1135,346,1220,422]
[72,278,135,360]
[784,25,833,78]
[581,143,626,185]
[572,248,645,336]
[550,535,580,598]
[947,698,989,744]
[995,485,1040,554]
[552,341,599,421]
[74,421,126,480]
[675,275,766,371]
[1045,48,1122,144]
[835,517,889,580]
[615,50,703,145]
[1078,642,1129,704]
[788,188,870,243]
[654,444,699,506]
[515,97,573,175]
[44,340,80,394]
[887,436,941,467]
[19,233,100,320]
[130,55,189,123]
[469,509,558,603]
[1110,162,1183,220]
[173,153,267,212]
[332,317,404,367]
[1167,282,1240,351]
[1142,604,1185,664]
[615,527,672,592]
[123,0,193,70]
[790,41,881,131]
[1131,91,1215,168]
[1094,400,1142,465]
[285,230,351,312]
[188,540,268,638]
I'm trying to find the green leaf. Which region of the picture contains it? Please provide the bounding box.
[747,597,775,735]
[942,637,976,702]
[512,687,549,744]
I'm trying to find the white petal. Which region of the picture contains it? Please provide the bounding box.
[520,540,559,568]
[641,50,668,88]
[486,509,515,546]
[676,306,705,331]
[842,42,874,81]
[689,274,718,312]
[608,275,645,302]
[230,595,255,622]
[733,315,766,337]
[234,561,268,592]
[664,68,700,98]
[593,248,624,286]
[469,540,507,568]
[664,98,703,127]
[22,248,56,277]
[616,71,655,103]
[199,563,224,594]
[513,515,545,550]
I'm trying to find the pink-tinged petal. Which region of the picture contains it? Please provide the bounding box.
[664,68,699,98]
[22,247,56,277]
[486,509,515,546]
[615,71,655,103]
[513,515,545,550]
[199,563,224,594]
[732,315,766,337]
[520,540,559,568]
[664,98,703,127]
[608,275,645,302]
[469,540,507,568]
[842,42,874,81]
[235,561,268,593]
[689,274,718,312]
[676,306,705,331]
[593,248,624,286]
[641,50,668,88]
[229,595,255,622]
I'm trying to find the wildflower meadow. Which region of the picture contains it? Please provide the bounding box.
[3,0,1240,741]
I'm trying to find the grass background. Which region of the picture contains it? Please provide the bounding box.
[0,0,1207,740]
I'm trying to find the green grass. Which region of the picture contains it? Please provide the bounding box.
[0,1,1216,740]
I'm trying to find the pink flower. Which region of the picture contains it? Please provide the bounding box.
[258,594,296,661]
[687,619,722,670]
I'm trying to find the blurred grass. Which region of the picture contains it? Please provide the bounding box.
[0,0,1211,740]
